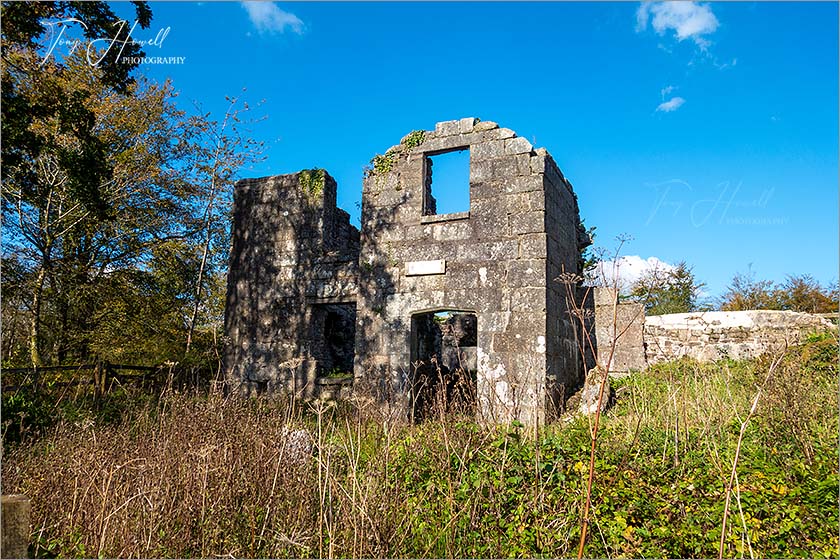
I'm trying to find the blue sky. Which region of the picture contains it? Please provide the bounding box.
[102,1,837,300]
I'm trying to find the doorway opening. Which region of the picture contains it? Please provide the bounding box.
[409,310,477,421]
[310,303,356,378]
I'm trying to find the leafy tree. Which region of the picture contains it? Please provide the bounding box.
[1,1,158,365]
[1,46,196,365]
[630,261,706,315]
[719,267,782,311]
[1,1,266,374]
[579,222,597,275]
[182,94,265,355]
[775,274,838,314]
[2,1,152,211]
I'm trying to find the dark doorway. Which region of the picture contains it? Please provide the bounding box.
[409,310,478,421]
[310,303,356,377]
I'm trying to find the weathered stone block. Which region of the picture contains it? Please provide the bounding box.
[510,211,545,235]
[527,190,546,211]
[507,259,547,287]
[471,140,506,161]
[519,233,548,258]
[473,120,499,132]
[492,333,532,353]
[459,117,477,133]
[470,158,520,183]
[435,120,461,136]
[496,128,516,139]
[432,221,472,241]
[511,287,547,312]
[506,175,543,194]
[470,182,503,201]
[530,155,546,174]
[459,240,519,261]
[505,136,533,155]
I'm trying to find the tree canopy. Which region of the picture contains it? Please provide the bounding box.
[629,261,707,316]
[1,1,264,374]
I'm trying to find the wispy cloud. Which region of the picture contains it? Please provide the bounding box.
[656,96,686,112]
[636,1,719,49]
[241,2,303,34]
[660,85,676,100]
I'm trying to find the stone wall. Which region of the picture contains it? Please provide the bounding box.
[544,150,592,413]
[643,310,834,364]
[354,118,588,426]
[592,288,646,373]
[224,171,359,398]
[222,120,833,420]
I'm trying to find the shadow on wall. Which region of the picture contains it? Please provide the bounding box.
[224,172,360,398]
[353,199,401,404]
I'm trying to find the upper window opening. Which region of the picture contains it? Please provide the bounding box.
[424,148,470,216]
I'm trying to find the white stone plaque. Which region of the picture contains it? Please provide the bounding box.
[405,259,446,276]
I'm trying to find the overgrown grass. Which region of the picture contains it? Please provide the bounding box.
[2,335,837,558]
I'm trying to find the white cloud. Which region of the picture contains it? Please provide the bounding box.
[636,1,719,48]
[660,85,676,100]
[656,96,685,112]
[589,256,676,293]
[241,2,303,34]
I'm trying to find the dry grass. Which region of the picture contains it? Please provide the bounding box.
[2,337,837,559]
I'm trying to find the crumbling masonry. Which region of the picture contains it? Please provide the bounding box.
[224,118,592,425]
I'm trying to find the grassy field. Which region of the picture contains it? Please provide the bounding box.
[2,332,837,558]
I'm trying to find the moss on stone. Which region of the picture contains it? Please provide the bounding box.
[299,168,326,200]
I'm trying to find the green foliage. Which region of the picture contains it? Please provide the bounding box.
[1,5,264,371]
[719,269,837,312]
[373,154,392,175]
[401,129,425,150]
[323,366,351,378]
[775,274,838,313]
[1,387,55,445]
[1,1,152,215]
[579,222,597,273]
[720,266,784,311]
[298,168,326,200]
[630,261,706,315]
[366,153,395,178]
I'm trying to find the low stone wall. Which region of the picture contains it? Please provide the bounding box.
[644,310,834,364]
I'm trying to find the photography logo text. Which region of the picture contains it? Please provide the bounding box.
[41,18,185,67]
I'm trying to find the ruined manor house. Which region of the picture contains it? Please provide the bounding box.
[224,118,835,425]
[224,118,592,425]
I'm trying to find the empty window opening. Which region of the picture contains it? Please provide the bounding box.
[310,303,357,378]
[409,310,477,421]
[424,148,470,216]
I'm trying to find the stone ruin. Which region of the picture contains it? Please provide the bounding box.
[224,118,592,426]
[223,117,837,424]
[591,288,834,374]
